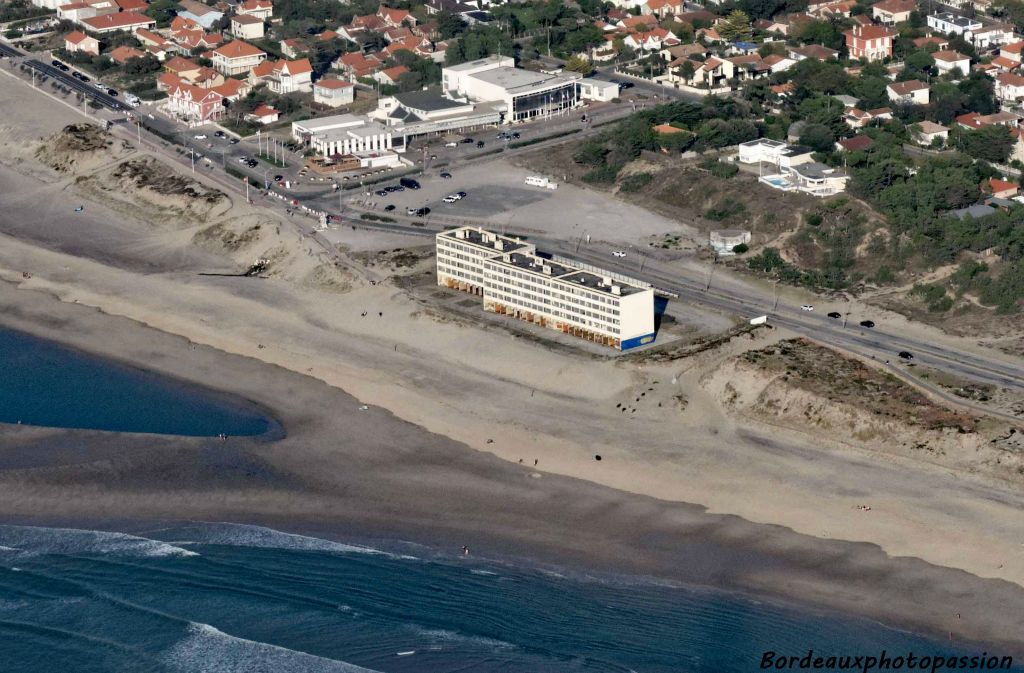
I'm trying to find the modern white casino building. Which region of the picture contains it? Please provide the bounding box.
[436,227,656,351]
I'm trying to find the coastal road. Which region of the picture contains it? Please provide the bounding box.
[0,40,123,111]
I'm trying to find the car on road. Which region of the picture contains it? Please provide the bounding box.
[461,137,474,143]
[800,304,814,311]
[898,351,914,360]
[476,140,485,147]
[439,171,452,179]
[827,312,841,319]
[859,320,875,328]
[444,141,458,147]
[612,251,626,258]
[384,204,395,211]
[194,134,207,139]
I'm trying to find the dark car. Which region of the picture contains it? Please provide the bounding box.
[827,311,841,319]
[619,82,634,90]
[247,159,258,167]
[51,59,61,66]
[399,177,420,190]
[375,189,388,196]
[476,140,485,148]
[414,207,430,217]
[859,320,875,328]
[273,174,283,182]
[439,171,452,179]
[72,71,82,79]
[510,131,520,139]
[461,137,474,144]
[898,351,914,360]
[228,138,239,145]
[214,130,225,137]
[107,88,117,96]
[384,204,395,211]
[58,64,69,71]
[456,191,467,198]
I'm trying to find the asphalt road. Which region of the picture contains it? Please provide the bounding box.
[0,40,122,110]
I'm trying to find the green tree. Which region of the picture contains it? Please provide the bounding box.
[716,10,751,42]
[799,122,836,153]
[437,11,467,39]
[564,55,593,75]
[960,124,1015,163]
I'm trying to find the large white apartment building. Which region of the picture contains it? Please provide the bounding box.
[436,227,656,351]
[442,55,581,123]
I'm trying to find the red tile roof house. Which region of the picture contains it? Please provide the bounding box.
[836,134,874,152]
[210,40,267,76]
[80,11,156,35]
[165,82,226,122]
[334,51,383,81]
[236,0,273,20]
[313,78,355,107]
[108,45,144,64]
[64,30,100,56]
[844,23,895,62]
[373,64,408,86]
[985,177,1019,199]
[248,58,313,93]
[246,103,280,124]
[886,79,929,105]
[995,72,1024,103]
[871,0,915,24]
[377,6,416,28]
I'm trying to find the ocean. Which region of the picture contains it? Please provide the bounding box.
[0,522,1016,673]
[0,328,273,437]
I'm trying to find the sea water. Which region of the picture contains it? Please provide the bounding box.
[0,522,1017,673]
[0,328,272,436]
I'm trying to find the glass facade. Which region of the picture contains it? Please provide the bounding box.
[511,83,578,121]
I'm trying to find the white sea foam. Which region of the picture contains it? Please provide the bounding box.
[170,523,395,556]
[410,626,517,651]
[162,623,384,673]
[0,526,199,559]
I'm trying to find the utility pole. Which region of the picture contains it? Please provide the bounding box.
[190,148,195,174]
[705,256,716,292]
[772,280,780,313]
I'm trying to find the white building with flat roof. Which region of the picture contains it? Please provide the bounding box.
[436,227,655,350]
[442,55,580,123]
[292,114,394,156]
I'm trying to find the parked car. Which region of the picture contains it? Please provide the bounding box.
[51,59,61,66]
[414,207,430,217]
[273,174,283,182]
[510,131,520,139]
[444,141,458,148]
[443,195,458,203]
[247,159,258,167]
[384,204,395,211]
[399,177,420,190]
[898,351,914,360]
[800,304,814,311]
[237,156,249,163]
[859,320,875,328]
[612,251,626,258]
[107,88,118,96]
[827,312,841,319]
[461,137,474,144]
[214,130,225,137]
[375,189,388,196]
[194,134,207,140]
[439,171,452,179]
[618,82,634,90]
[228,138,239,145]
[406,207,418,215]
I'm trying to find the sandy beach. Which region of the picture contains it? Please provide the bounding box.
[1,73,1024,653]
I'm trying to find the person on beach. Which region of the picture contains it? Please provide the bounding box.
[462,546,470,556]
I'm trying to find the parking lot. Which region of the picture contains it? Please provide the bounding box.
[352,157,691,244]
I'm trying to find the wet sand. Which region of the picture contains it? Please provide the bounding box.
[1,283,1023,655]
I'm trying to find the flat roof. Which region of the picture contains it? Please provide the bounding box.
[440,227,529,253]
[559,270,645,296]
[294,113,366,132]
[444,55,514,72]
[498,251,574,278]
[395,88,471,112]
[468,66,577,94]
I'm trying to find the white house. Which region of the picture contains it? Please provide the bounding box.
[926,12,981,37]
[737,138,814,169]
[230,14,264,40]
[871,0,915,24]
[887,79,929,105]
[933,50,971,76]
[913,120,949,146]
[210,40,267,76]
[996,72,1024,102]
[313,78,355,107]
[249,58,313,94]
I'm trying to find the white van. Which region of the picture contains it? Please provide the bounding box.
[525,175,558,190]
[444,141,458,148]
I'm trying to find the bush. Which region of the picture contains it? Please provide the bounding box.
[619,172,652,193]
[699,157,738,178]
[928,295,954,312]
[911,282,947,304]
[805,212,823,226]
[705,200,746,221]
[732,243,749,254]
[872,266,895,284]
[582,164,619,184]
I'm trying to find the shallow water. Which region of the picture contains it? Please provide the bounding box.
[0,522,1016,673]
[0,328,272,436]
